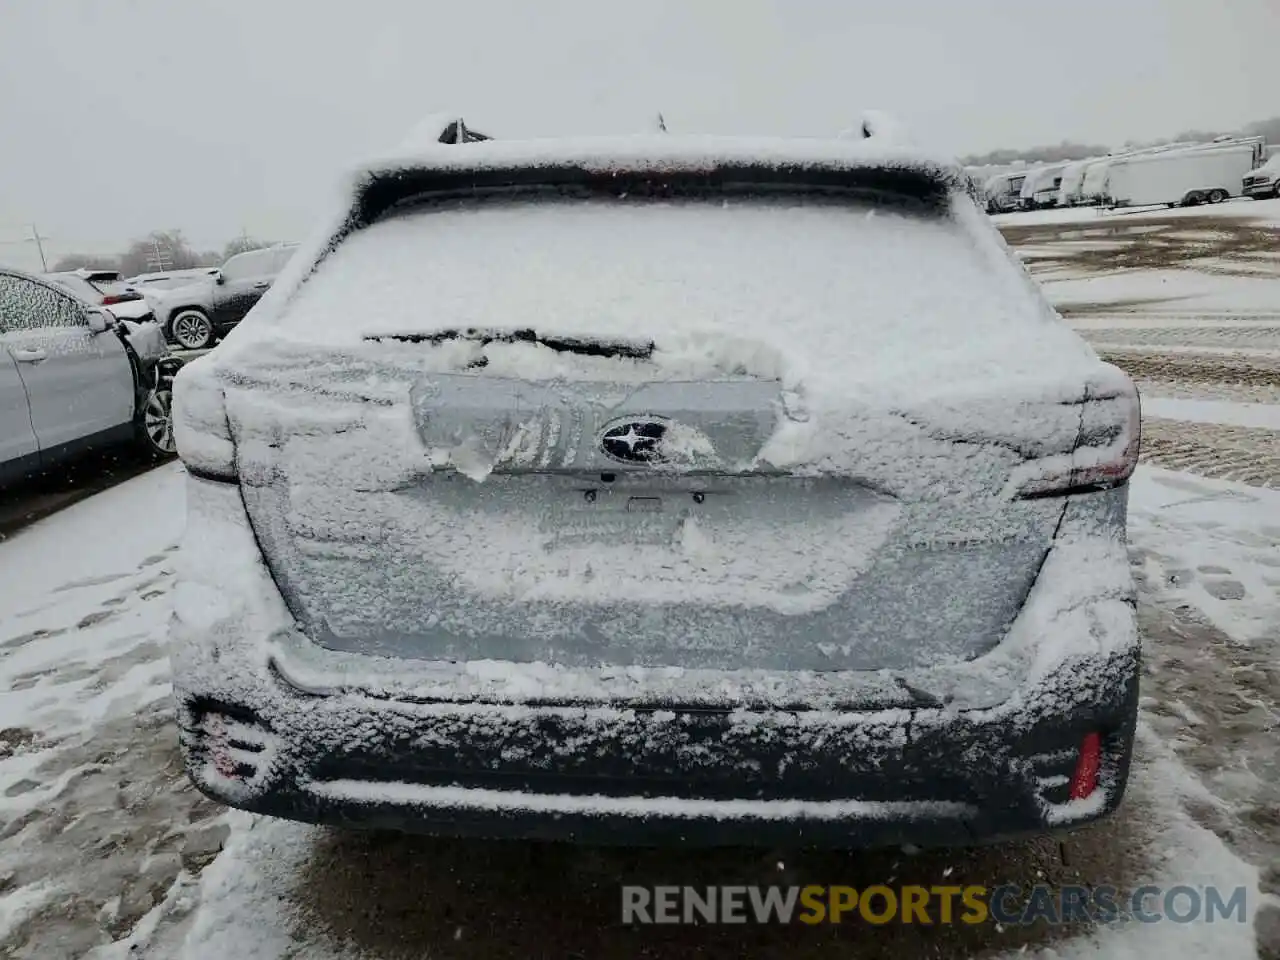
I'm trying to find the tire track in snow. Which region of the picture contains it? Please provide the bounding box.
[1139,419,1280,490]
[1086,326,1280,350]
[1097,349,1280,406]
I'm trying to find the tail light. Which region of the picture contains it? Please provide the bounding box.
[101,291,143,305]
[173,363,237,481]
[1010,389,1141,499]
[1068,732,1102,800]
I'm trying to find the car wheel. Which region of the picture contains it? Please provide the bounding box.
[1274,183,1280,200]
[1207,189,1228,204]
[137,386,176,458]
[170,310,213,350]
[1183,191,1204,206]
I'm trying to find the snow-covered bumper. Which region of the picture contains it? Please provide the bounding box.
[172,475,1140,848]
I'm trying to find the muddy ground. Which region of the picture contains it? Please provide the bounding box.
[999,212,1280,279]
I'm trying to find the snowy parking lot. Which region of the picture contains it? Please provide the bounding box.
[2,203,1280,959]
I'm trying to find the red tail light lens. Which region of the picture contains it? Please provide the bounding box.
[101,292,142,305]
[1012,391,1141,498]
[1068,731,1102,800]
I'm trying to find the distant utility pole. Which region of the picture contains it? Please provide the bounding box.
[30,225,48,272]
[0,223,52,271]
[146,237,173,272]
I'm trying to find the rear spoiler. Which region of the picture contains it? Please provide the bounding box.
[348,160,962,231]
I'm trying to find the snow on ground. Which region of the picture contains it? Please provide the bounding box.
[992,196,1280,230]
[1129,467,1280,644]
[0,464,228,959]
[997,201,1280,321]
[1043,269,1280,316]
[0,464,182,748]
[0,456,1275,958]
[1141,398,1280,431]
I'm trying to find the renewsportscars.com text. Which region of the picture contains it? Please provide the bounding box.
[621,884,1248,926]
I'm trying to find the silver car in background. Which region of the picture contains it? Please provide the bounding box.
[172,130,1141,848]
[1,268,182,485]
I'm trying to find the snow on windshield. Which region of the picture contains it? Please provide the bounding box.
[270,193,1096,407]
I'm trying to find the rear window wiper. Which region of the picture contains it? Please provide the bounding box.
[366,327,655,361]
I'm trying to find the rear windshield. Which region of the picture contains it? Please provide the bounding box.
[279,191,1048,372]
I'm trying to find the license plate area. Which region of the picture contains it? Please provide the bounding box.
[383,472,902,613]
[549,475,749,548]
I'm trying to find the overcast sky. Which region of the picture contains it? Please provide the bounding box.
[1,0,1275,270]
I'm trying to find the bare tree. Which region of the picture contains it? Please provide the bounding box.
[961,141,1110,167]
[221,235,272,261]
[118,229,204,277]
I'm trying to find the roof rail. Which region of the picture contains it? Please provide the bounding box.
[437,118,492,144]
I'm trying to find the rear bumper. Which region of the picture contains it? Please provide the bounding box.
[171,475,1141,848]
[179,667,1138,848]
[176,634,1139,847]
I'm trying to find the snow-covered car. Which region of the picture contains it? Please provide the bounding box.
[148,245,298,351]
[171,126,1142,848]
[45,271,157,324]
[1,268,183,486]
[125,268,221,292]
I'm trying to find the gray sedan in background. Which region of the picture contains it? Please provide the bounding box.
[0,268,183,486]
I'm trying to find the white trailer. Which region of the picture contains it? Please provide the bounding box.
[1076,141,1209,205]
[1210,135,1265,167]
[1057,159,1099,206]
[1104,143,1261,208]
[1018,163,1066,209]
[1079,158,1117,204]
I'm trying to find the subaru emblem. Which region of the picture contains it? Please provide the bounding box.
[599,417,669,464]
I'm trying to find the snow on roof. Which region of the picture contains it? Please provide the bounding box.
[353,133,967,189]
[1108,139,1260,168]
